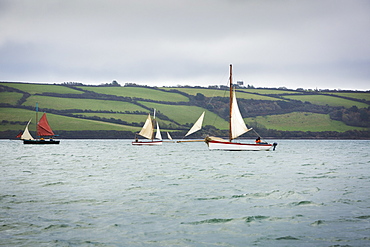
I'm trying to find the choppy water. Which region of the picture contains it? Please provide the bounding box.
[1,139,369,246]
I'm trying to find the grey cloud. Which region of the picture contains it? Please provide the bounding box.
[0,0,369,90]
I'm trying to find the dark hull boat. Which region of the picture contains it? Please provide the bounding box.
[23,139,60,144]
[21,104,60,145]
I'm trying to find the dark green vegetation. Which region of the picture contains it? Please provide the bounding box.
[1,81,369,139]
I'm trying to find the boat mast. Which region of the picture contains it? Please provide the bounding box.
[151,118,155,141]
[229,64,233,142]
[36,102,39,136]
[152,109,156,141]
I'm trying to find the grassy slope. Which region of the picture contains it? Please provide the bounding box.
[0,82,83,94]
[0,108,141,132]
[239,89,301,94]
[1,82,369,134]
[138,101,229,130]
[160,87,281,100]
[73,112,180,128]
[23,95,146,112]
[327,92,370,102]
[245,112,366,132]
[0,92,23,105]
[77,86,189,102]
[282,94,368,108]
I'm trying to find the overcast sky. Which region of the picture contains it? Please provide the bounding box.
[1,0,369,90]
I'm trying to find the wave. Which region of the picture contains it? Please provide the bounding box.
[244,215,269,223]
[311,220,325,226]
[42,181,65,187]
[195,196,227,200]
[182,214,305,225]
[290,200,320,206]
[355,215,370,219]
[195,190,280,201]
[44,224,70,230]
[182,218,234,225]
[275,236,300,240]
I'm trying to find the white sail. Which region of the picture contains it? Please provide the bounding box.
[231,90,252,139]
[138,114,153,140]
[167,132,173,140]
[185,111,205,137]
[21,119,34,140]
[155,121,162,140]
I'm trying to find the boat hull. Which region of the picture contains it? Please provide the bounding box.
[132,141,162,146]
[207,140,273,151]
[23,140,60,145]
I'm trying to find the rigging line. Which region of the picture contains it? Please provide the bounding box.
[251,128,267,142]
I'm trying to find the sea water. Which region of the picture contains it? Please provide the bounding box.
[0,139,369,246]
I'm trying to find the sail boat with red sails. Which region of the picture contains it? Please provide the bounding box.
[23,103,60,144]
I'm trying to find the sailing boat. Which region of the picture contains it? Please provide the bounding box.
[23,104,60,144]
[165,132,175,143]
[20,119,34,141]
[177,111,205,143]
[205,64,277,151]
[132,111,162,146]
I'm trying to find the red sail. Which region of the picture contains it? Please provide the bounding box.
[15,131,23,138]
[37,113,55,136]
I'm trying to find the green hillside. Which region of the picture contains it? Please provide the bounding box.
[327,92,370,101]
[246,112,366,132]
[0,92,23,105]
[161,87,282,100]
[77,86,189,102]
[72,112,181,129]
[1,82,369,139]
[0,108,141,132]
[281,94,368,108]
[138,101,228,130]
[0,82,83,94]
[239,88,301,94]
[23,95,146,112]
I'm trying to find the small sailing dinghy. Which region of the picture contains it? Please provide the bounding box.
[23,108,60,144]
[177,111,205,143]
[205,65,277,151]
[132,111,162,146]
[165,132,175,143]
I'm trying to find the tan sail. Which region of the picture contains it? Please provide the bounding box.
[230,89,252,139]
[21,119,34,140]
[138,114,153,140]
[185,111,205,137]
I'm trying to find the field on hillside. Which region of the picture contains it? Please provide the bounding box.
[245,112,366,132]
[327,92,370,102]
[160,87,281,101]
[77,86,189,102]
[282,94,368,108]
[0,108,141,132]
[0,92,23,105]
[73,113,181,129]
[1,82,369,138]
[138,101,228,130]
[22,95,147,112]
[0,82,83,94]
[239,89,301,95]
